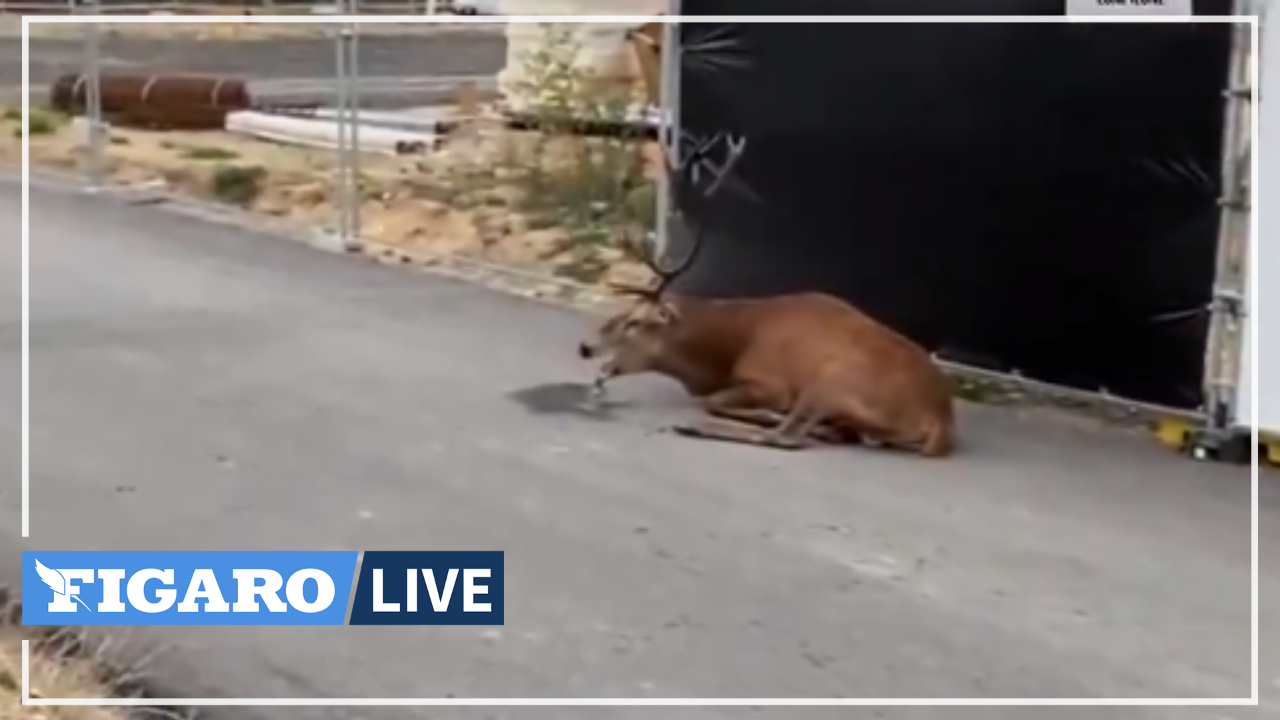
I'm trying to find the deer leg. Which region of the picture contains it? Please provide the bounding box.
[799,387,906,451]
[703,391,786,426]
[673,386,783,446]
[705,410,847,444]
[672,385,821,450]
[697,386,846,444]
[697,383,835,450]
[673,417,798,448]
[757,384,836,450]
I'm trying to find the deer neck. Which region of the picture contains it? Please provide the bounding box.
[651,294,755,396]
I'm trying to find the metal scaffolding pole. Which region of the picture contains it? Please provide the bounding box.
[1201,14,1254,433]
[655,0,681,260]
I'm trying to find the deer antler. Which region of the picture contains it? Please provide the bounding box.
[617,228,664,278]
[613,224,706,300]
[609,128,739,302]
[641,135,735,293]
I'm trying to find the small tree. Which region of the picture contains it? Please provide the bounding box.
[507,22,656,247]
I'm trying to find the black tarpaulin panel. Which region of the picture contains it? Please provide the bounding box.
[670,6,1232,409]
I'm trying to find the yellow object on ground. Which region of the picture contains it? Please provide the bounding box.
[1153,417,1193,451]
[1262,433,1280,467]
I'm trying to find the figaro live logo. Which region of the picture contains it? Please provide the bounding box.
[23,551,504,626]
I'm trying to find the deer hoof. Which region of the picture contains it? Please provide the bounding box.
[809,426,846,444]
[764,433,809,451]
[670,423,704,438]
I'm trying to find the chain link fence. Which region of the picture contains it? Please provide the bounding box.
[7,11,665,292]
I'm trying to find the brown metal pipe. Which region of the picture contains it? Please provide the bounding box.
[49,73,252,131]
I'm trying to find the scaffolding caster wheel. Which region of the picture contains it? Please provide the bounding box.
[1186,427,1252,465]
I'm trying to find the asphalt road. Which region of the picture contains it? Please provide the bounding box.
[1,176,1276,719]
[0,31,506,106]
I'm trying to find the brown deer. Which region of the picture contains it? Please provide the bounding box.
[578,232,957,456]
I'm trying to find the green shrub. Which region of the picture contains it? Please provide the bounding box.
[181,145,239,161]
[507,23,656,246]
[210,165,267,207]
[26,110,56,136]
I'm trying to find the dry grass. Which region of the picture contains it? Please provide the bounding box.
[0,624,128,720]
[0,103,657,291]
[0,588,171,719]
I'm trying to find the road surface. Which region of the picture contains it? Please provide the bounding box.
[1,176,1275,719]
[0,32,507,107]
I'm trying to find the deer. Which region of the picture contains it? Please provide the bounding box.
[577,119,956,455]
[577,229,957,457]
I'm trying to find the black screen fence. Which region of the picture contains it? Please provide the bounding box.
[666,0,1236,411]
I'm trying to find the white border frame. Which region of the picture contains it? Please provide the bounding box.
[18,13,1260,708]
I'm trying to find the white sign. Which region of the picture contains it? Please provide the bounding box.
[1066,0,1194,15]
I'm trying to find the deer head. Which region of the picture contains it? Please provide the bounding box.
[577,292,681,382]
[579,124,745,387]
[578,225,704,378]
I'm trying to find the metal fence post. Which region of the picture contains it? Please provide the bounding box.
[328,7,349,251]
[78,0,104,190]
[332,13,346,245]
[346,9,361,248]
[655,0,681,260]
[331,0,361,252]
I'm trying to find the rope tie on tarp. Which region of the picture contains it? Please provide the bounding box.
[680,24,753,77]
[1147,305,1209,325]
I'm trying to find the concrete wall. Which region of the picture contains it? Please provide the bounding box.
[494,0,665,110]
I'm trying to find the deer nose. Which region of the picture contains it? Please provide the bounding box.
[578,342,596,359]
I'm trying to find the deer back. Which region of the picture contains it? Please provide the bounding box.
[744,292,954,426]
